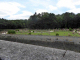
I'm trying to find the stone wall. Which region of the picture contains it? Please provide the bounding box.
[0,40,80,60]
[0,34,80,52]
[0,34,80,44]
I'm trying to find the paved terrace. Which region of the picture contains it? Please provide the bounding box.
[0,34,80,52]
[0,40,80,60]
[0,34,80,44]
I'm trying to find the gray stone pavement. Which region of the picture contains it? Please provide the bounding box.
[0,34,80,44]
[0,40,80,60]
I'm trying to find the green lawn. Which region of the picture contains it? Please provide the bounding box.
[16,30,80,37]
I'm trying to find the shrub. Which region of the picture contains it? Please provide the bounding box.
[8,30,16,34]
[28,30,31,35]
[75,30,77,33]
[28,32,31,35]
[33,31,34,33]
[68,34,71,36]
[16,29,19,31]
[69,28,73,31]
[56,33,59,36]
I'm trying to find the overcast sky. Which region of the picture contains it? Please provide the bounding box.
[0,0,80,20]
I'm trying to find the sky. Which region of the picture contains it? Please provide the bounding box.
[0,0,80,20]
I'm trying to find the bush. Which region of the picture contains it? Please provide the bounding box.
[69,28,73,31]
[28,30,31,35]
[68,34,71,36]
[56,33,59,36]
[16,29,19,31]
[75,30,77,33]
[33,31,34,33]
[28,32,31,35]
[8,30,16,34]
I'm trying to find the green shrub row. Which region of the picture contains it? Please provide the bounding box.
[28,30,31,35]
[56,33,59,36]
[16,29,19,31]
[8,30,16,34]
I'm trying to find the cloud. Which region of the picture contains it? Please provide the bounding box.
[1,0,80,19]
[57,0,75,9]
[57,0,80,9]
[0,2,25,18]
[29,0,57,11]
[8,11,33,19]
[29,0,51,7]
[67,8,80,14]
[28,0,57,13]
[36,9,49,14]
[74,0,80,5]
[48,5,57,11]
[56,0,80,14]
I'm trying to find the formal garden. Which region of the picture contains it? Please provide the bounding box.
[2,28,79,37]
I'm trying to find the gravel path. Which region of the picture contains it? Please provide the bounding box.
[0,40,80,60]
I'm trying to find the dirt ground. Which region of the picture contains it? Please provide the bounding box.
[0,40,80,60]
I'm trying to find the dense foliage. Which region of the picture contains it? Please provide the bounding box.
[0,12,80,29]
[8,30,16,34]
[28,12,80,29]
[69,28,73,31]
[56,33,59,36]
[0,18,28,29]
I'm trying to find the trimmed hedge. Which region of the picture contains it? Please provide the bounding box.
[56,33,59,36]
[8,30,16,34]
[16,29,19,31]
[28,30,31,35]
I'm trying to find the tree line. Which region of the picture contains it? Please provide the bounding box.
[0,12,80,29]
[0,18,28,29]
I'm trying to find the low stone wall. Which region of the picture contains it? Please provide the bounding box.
[0,34,80,52]
[0,40,80,60]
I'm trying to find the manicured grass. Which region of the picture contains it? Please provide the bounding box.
[16,29,80,37]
